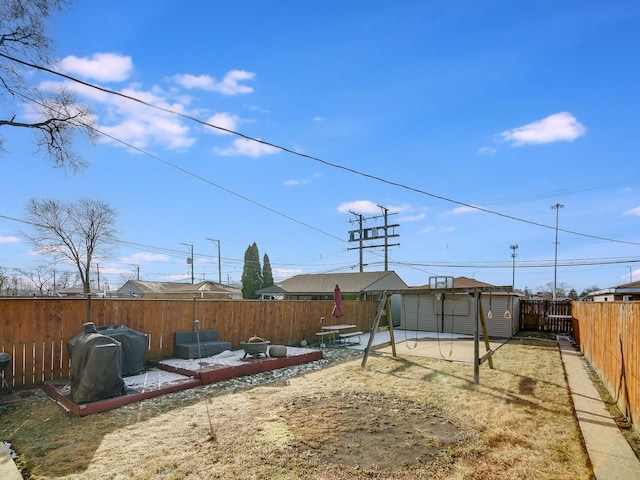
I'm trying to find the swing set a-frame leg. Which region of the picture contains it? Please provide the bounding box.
[478,296,494,369]
[361,292,393,368]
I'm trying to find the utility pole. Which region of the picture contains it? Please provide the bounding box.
[348,211,365,272]
[510,244,518,289]
[347,205,400,272]
[180,242,194,284]
[378,204,390,270]
[205,237,222,283]
[129,264,140,281]
[551,204,564,300]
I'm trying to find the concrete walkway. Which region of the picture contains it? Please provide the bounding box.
[0,445,21,480]
[556,338,640,480]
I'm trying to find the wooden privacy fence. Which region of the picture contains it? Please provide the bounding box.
[519,300,573,333]
[0,297,378,389]
[572,301,640,431]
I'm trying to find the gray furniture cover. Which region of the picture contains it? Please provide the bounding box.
[69,324,127,404]
[68,323,148,376]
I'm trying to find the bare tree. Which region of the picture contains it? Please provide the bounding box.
[0,266,7,295]
[538,281,571,300]
[20,264,54,295]
[24,198,117,294]
[55,269,74,290]
[0,0,95,171]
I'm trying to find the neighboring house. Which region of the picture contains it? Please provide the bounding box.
[399,276,520,338]
[588,280,640,302]
[56,286,86,298]
[117,280,242,300]
[256,271,409,300]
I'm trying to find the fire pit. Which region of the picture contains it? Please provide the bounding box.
[240,337,270,359]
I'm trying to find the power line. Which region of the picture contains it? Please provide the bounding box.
[2,51,639,247]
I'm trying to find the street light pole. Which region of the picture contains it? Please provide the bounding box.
[551,204,564,300]
[206,237,222,284]
[510,244,518,289]
[180,242,194,284]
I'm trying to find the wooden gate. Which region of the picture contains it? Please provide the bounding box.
[519,300,573,333]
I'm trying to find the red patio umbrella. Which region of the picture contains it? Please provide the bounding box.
[332,284,344,321]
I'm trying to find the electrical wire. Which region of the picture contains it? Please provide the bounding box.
[2,51,639,247]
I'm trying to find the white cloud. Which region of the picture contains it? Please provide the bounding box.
[39,75,197,150]
[57,53,133,82]
[205,112,239,134]
[313,116,325,122]
[447,205,481,215]
[172,70,255,95]
[44,53,258,151]
[282,173,322,186]
[123,252,170,263]
[100,114,195,149]
[337,200,380,214]
[216,138,279,157]
[478,146,496,155]
[498,112,586,146]
[0,236,20,244]
[623,206,640,216]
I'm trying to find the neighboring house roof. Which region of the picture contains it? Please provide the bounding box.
[416,277,495,288]
[590,280,640,299]
[609,279,640,291]
[255,285,288,295]
[117,280,241,298]
[257,271,408,297]
[412,276,495,290]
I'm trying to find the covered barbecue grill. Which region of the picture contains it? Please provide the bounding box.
[0,352,12,392]
[69,323,127,404]
[68,323,148,376]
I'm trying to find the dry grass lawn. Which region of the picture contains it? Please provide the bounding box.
[1,339,593,479]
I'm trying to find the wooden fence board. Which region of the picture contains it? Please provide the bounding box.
[0,297,375,389]
[573,301,640,433]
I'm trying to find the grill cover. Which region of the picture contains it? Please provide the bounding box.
[96,324,149,375]
[70,328,126,404]
[68,324,149,376]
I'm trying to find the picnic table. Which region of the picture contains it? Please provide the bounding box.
[320,324,363,346]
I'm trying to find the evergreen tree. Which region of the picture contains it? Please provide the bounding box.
[241,242,262,299]
[262,253,274,289]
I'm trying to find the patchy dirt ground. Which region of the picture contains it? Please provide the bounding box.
[279,391,467,469]
[1,340,595,479]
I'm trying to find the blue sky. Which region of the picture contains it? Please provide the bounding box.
[1,0,639,294]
